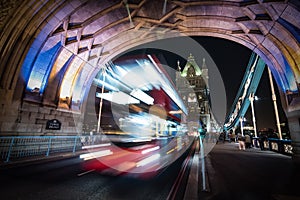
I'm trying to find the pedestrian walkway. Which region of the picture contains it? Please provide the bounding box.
[200,142,300,200]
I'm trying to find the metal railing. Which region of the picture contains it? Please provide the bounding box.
[266,138,293,155]
[1,135,294,163]
[0,135,105,163]
[253,137,293,155]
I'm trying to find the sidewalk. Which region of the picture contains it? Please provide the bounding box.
[199,142,300,200]
[183,139,210,200]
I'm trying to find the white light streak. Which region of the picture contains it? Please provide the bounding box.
[79,150,113,161]
[82,143,111,149]
[96,91,140,105]
[136,153,161,167]
[141,146,160,154]
[93,79,119,91]
[130,89,154,105]
[132,138,152,142]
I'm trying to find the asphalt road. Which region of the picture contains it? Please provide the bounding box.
[0,142,194,200]
[3,140,298,200]
[201,142,300,200]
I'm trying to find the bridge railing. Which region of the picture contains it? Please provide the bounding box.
[0,135,105,163]
[267,138,293,155]
[253,137,293,155]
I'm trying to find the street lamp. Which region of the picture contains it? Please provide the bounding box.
[267,67,282,140]
[240,117,244,136]
[96,65,107,134]
[249,93,258,138]
[237,98,245,136]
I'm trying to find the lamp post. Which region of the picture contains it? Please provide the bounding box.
[96,65,107,134]
[249,93,258,138]
[267,67,282,140]
[240,117,244,136]
[237,99,244,136]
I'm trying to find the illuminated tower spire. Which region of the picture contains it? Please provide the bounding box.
[181,53,202,77]
[202,58,209,86]
[177,60,181,71]
[202,58,207,69]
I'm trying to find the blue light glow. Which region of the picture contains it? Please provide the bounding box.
[60,56,83,98]
[26,42,61,93]
[282,55,298,92]
[71,67,84,103]
[72,62,93,105]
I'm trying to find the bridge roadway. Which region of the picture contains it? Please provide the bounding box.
[1,139,300,200]
[0,137,195,200]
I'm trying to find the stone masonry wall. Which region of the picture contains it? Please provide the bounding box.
[0,101,82,136]
[0,0,21,31]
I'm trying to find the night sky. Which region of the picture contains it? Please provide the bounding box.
[118,36,287,131]
[191,37,287,131]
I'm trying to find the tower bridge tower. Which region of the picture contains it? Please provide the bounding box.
[176,54,211,133]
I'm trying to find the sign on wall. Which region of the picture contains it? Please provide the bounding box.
[46,119,61,130]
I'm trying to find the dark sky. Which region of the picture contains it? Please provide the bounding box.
[118,36,287,131]
[191,37,287,131]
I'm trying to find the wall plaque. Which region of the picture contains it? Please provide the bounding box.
[46,119,61,130]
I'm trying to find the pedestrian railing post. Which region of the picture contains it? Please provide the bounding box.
[278,140,284,154]
[6,137,15,163]
[266,138,293,155]
[0,135,97,162]
[46,137,52,156]
[73,137,78,154]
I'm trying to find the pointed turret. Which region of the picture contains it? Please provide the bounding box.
[177,60,181,71]
[202,58,207,69]
[181,54,202,77]
[201,57,209,85]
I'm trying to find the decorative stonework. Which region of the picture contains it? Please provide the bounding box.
[176,54,211,132]
[1,0,299,109]
[0,0,20,31]
[0,0,299,162]
[0,101,81,136]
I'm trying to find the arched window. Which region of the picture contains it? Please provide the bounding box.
[187,66,195,77]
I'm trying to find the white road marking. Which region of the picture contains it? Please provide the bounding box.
[77,169,95,177]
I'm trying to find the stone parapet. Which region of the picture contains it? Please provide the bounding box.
[0,101,83,136]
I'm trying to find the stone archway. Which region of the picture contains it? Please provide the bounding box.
[0,0,299,162]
